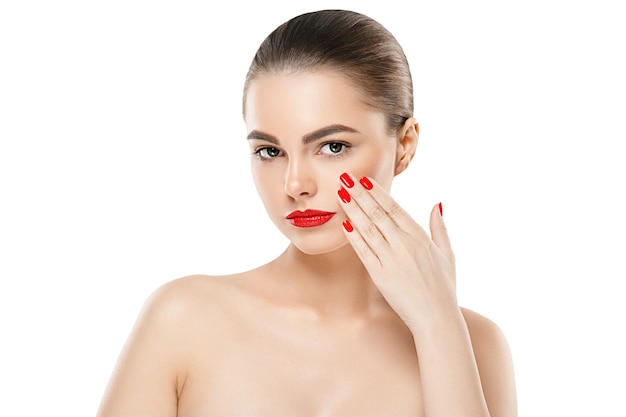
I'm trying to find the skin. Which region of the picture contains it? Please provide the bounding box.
[97,71,517,417]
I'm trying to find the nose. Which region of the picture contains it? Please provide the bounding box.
[284,156,317,200]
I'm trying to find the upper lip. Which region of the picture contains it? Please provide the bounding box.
[285,209,336,219]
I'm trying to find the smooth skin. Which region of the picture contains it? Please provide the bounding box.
[97,71,517,417]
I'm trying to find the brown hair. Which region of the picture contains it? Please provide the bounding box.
[242,9,414,133]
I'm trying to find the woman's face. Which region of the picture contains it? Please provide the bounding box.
[244,71,408,255]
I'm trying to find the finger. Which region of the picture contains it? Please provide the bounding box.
[338,174,400,265]
[339,174,398,243]
[429,202,455,262]
[345,174,429,245]
[338,184,391,258]
[341,219,382,271]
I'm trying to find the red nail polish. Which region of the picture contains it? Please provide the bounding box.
[343,220,354,232]
[359,176,373,190]
[338,187,351,203]
[340,173,354,188]
[438,202,443,216]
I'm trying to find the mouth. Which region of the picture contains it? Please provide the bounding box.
[285,209,336,228]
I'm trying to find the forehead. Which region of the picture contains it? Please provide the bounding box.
[244,71,384,136]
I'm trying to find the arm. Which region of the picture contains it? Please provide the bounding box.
[338,174,517,417]
[463,308,518,417]
[96,283,188,417]
[409,305,516,417]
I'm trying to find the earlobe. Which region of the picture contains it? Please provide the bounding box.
[394,117,419,176]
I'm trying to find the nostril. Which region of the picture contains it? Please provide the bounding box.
[284,161,316,199]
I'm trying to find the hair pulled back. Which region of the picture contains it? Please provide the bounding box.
[243,9,414,133]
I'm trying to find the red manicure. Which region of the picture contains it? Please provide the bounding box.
[338,187,351,203]
[340,173,354,188]
[343,220,354,232]
[438,202,443,216]
[359,176,373,190]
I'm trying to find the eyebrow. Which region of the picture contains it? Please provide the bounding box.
[246,124,360,145]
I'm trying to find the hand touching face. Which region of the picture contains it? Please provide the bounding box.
[244,71,414,255]
[338,173,456,330]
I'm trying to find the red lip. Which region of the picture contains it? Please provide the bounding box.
[285,209,336,228]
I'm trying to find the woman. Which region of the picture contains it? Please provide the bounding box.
[97,9,517,417]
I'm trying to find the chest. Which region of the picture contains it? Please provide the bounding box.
[177,316,424,417]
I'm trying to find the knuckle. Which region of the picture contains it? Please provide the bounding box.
[355,243,380,266]
[369,205,387,223]
[388,201,404,218]
[361,223,378,239]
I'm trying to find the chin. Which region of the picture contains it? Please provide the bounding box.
[288,230,350,256]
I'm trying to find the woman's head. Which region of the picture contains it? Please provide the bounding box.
[243,10,419,255]
[243,9,414,134]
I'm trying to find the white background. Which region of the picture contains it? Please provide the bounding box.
[1,1,624,416]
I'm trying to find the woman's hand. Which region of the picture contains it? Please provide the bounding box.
[337,172,458,331]
[339,172,516,417]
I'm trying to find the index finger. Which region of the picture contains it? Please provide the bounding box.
[344,174,428,243]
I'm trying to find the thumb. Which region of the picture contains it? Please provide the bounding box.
[430,202,455,263]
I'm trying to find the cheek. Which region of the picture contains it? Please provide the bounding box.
[346,145,396,189]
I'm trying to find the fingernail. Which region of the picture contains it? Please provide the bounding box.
[359,176,373,190]
[338,187,351,203]
[340,173,354,188]
[343,220,354,232]
[438,202,443,216]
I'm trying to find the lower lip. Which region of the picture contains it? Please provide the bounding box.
[287,214,336,228]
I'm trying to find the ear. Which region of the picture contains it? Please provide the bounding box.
[394,117,419,176]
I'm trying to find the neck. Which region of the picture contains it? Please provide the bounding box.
[269,243,389,317]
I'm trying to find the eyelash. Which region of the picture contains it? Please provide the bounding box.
[253,146,283,160]
[253,141,351,161]
[320,142,350,157]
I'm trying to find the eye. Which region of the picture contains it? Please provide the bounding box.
[320,142,348,156]
[256,146,283,159]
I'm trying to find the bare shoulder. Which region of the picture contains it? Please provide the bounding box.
[118,274,243,358]
[460,307,514,370]
[146,274,233,309]
[461,307,518,416]
[140,274,247,327]
[461,308,509,345]
[114,273,255,369]
[97,274,249,417]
